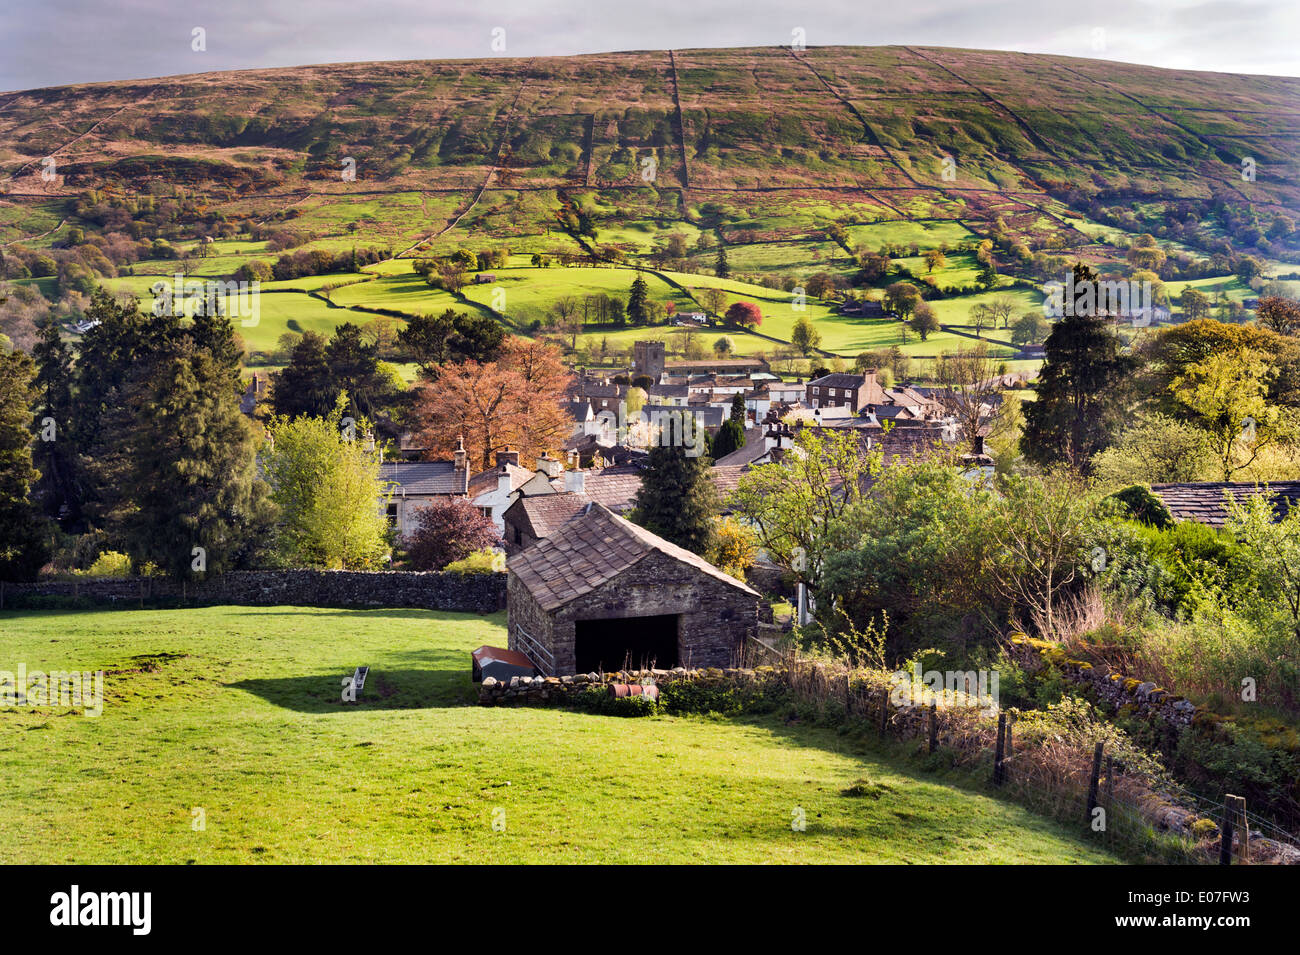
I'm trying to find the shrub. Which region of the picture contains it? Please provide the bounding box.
[1107,485,1174,529]
[80,551,132,578]
[403,498,500,571]
[569,685,659,717]
[442,548,505,574]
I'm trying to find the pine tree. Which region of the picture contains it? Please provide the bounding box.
[729,393,746,426]
[1022,265,1135,471]
[121,317,274,580]
[0,350,51,580]
[31,312,79,523]
[715,246,730,279]
[273,330,336,419]
[75,288,178,533]
[632,443,719,555]
[627,274,650,326]
[712,419,746,459]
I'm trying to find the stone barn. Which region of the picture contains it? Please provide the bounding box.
[506,502,760,675]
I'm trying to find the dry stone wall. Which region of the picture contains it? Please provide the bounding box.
[0,570,506,614]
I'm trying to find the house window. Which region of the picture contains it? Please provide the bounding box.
[828,388,837,397]
[478,506,493,519]
[386,502,399,527]
[811,387,819,395]
[513,526,522,546]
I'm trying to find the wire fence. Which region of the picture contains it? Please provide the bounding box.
[768,655,1300,864]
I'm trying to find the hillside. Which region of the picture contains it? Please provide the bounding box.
[1,46,1296,360]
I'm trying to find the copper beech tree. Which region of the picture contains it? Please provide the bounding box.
[411,336,573,469]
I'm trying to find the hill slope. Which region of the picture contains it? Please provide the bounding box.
[1,46,1296,253]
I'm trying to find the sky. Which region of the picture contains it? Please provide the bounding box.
[3,0,1298,91]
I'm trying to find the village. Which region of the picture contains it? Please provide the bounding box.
[2,0,1300,885]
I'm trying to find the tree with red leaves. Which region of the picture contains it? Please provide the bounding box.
[404,497,500,570]
[725,301,762,329]
[411,336,572,470]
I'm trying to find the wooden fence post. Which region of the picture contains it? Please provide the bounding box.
[927,705,938,754]
[1229,794,1248,863]
[1219,796,1237,865]
[1104,756,1114,815]
[1085,741,1104,825]
[993,712,1006,785]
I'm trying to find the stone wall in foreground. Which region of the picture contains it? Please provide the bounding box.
[477,664,778,705]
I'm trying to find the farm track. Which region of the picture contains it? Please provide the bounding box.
[396,60,538,258]
[1,216,66,248]
[1,102,137,183]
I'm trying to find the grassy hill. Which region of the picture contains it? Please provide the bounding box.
[2,46,1296,363]
[0,605,1118,863]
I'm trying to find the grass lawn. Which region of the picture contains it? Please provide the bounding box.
[0,606,1118,864]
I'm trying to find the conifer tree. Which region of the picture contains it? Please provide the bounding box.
[632,442,719,555]
[31,312,79,523]
[0,350,50,580]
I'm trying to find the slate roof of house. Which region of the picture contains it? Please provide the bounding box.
[808,372,868,390]
[507,502,759,611]
[1150,482,1300,527]
[647,383,689,400]
[564,401,594,422]
[380,460,469,496]
[642,403,725,430]
[508,493,589,539]
[577,467,645,510]
[714,426,767,466]
[468,461,534,497]
[515,463,748,521]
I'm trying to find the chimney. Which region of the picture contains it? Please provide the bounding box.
[453,435,466,471]
[496,447,519,468]
[564,469,587,494]
[538,453,562,479]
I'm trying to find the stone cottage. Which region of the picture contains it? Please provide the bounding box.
[506,502,760,675]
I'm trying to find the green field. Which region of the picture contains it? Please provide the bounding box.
[0,606,1118,864]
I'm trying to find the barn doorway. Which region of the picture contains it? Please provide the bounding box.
[574,615,679,672]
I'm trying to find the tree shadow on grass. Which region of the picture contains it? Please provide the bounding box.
[227,668,476,713]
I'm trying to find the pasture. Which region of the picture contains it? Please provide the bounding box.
[0,606,1117,864]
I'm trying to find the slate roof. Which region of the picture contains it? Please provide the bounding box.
[808,372,863,389]
[564,401,594,422]
[508,493,589,539]
[1150,482,1300,528]
[714,426,767,466]
[468,462,533,496]
[515,463,747,523]
[578,468,645,510]
[380,461,469,496]
[647,383,689,400]
[507,502,759,611]
[666,358,767,371]
[642,404,725,430]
